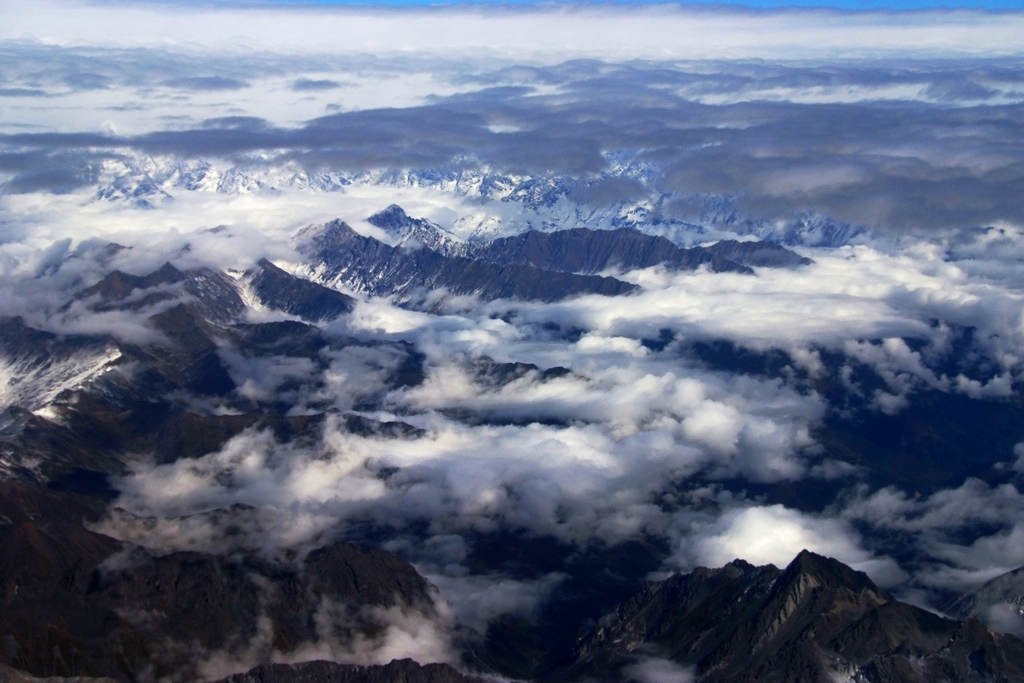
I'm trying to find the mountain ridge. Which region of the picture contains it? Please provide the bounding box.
[565,550,1024,682]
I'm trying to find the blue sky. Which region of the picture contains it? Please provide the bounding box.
[233,0,1024,8]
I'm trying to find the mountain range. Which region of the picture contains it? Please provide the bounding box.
[85,154,865,248]
[1,204,1021,682]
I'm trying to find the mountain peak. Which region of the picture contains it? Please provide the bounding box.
[294,219,359,250]
[781,549,879,593]
[367,204,411,233]
[565,550,1024,682]
[145,261,185,284]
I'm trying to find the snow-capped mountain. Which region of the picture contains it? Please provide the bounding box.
[0,317,123,415]
[86,153,865,248]
[367,204,474,258]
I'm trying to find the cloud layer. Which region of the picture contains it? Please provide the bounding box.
[5,2,1024,59]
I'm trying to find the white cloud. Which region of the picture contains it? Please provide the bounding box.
[621,657,697,683]
[689,504,906,586]
[839,478,1024,595]
[1014,442,1024,473]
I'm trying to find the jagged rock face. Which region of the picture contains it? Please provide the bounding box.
[245,258,355,322]
[565,550,1024,683]
[296,220,638,305]
[215,658,484,683]
[367,205,418,236]
[296,215,808,309]
[0,404,128,488]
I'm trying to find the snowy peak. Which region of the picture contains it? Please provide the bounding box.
[294,218,361,253]
[85,154,868,249]
[367,205,471,258]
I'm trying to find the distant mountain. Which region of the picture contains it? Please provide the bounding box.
[87,154,867,247]
[75,261,188,305]
[770,212,866,248]
[692,197,865,248]
[565,550,1024,682]
[296,219,638,305]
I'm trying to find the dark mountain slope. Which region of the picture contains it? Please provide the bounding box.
[473,227,754,274]
[296,220,637,304]
[0,480,443,682]
[246,258,356,322]
[706,238,813,268]
[75,262,244,323]
[365,205,810,274]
